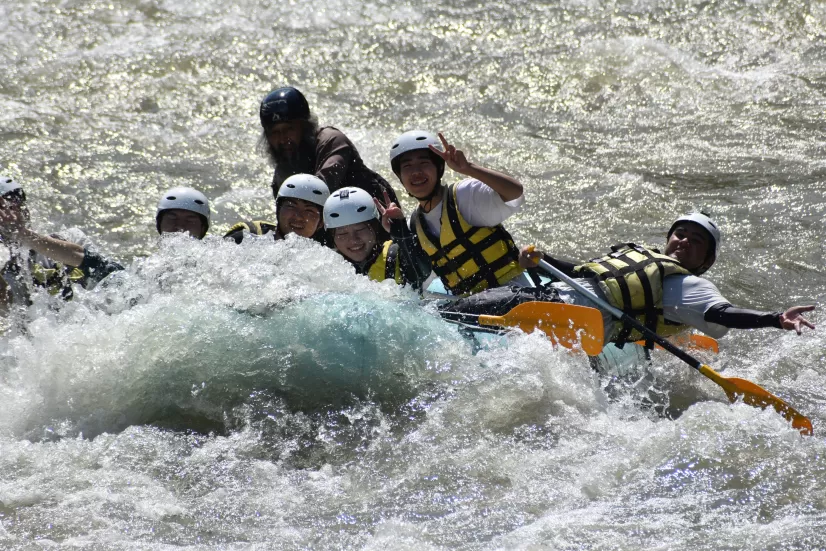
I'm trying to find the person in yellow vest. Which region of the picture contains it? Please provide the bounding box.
[0,175,116,314]
[322,187,430,289]
[388,131,538,296]
[1,185,213,315]
[446,212,815,345]
[224,173,329,244]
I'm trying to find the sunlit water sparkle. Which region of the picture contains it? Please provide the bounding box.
[1,0,825,548]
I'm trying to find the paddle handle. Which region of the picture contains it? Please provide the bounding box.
[537,259,704,369]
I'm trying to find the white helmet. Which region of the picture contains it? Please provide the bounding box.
[277,174,330,207]
[323,187,378,230]
[668,212,721,272]
[0,175,23,197]
[389,130,444,176]
[155,186,211,231]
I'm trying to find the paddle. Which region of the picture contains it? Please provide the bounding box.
[535,258,813,435]
[634,334,719,354]
[440,301,605,356]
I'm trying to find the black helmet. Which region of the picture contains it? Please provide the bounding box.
[259,87,310,128]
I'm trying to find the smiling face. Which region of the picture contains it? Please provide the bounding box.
[398,150,440,200]
[158,209,207,239]
[278,198,323,238]
[332,222,377,264]
[665,222,713,273]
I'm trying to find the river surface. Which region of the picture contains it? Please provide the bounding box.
[1,0,825,548]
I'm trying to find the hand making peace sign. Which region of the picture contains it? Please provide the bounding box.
[374,190,405,234]
[428,133,472,175]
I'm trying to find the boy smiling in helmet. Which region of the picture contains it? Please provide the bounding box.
[388,131,536,296]
[259,86,398,204]
[323,188,430,289]
[456,212,815,345]
[224,174,329,244]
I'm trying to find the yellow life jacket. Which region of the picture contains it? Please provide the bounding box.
[224,220,280,243]
[413,183,523,296]
[366,240,403,284]
[31,261,85,300]
[573,243,693,346]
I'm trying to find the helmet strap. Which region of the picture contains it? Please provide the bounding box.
[408,182,444,213]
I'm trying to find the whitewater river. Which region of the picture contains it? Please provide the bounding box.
[1,0,825,548]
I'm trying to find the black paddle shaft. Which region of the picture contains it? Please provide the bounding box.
[620,312,703,369]
[439,311,483,325]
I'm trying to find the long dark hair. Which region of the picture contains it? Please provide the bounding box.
[257,116,320,169]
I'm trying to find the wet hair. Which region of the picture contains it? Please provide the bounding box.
[1,187,26,203]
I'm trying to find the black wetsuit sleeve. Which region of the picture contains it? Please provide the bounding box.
[78,249,124,287]
[539,253,579,278]
[390,218,431,291]
[704,302,783,329]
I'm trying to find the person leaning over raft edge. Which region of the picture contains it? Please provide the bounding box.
[2,185,213,294]
[444,212,815,346]
[0,175,90,314]
[259,86,399,204]
[388,130,541,297]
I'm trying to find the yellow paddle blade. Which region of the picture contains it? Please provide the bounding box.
[635,334,720,354]
[477,301,605,356]
[698,364,813,435]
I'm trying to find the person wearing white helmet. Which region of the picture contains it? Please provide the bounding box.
[2,185,213,306]
[224,173,330,244]
[323,187,430,288]
[0,176,91,314]
[447,212,815,348]
[155,186,210,239]
[388,131,539,296]
[258,86,399,205]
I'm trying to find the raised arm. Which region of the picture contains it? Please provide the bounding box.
[429,133,523,202]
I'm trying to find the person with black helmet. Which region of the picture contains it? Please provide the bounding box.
[388,130,538,296]
[446,212,815,345]
[258,86,399,204]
